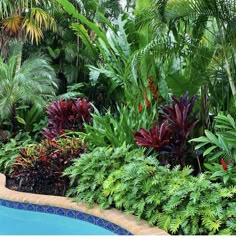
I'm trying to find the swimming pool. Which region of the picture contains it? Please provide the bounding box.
[0,200,131,235]
[0,205,115,235]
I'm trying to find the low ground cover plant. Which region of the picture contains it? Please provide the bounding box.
[64,145,145,208]
[64,151,236,235]
[106,159,236,235]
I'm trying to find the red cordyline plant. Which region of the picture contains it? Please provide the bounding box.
[135,92,199,169]
[134,120,170,151]
[160,93,198,142]
[42,98,93,139]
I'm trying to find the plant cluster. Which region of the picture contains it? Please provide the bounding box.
[135,92,199,169]
[10,136,86,195]
[81,103,159,149]
[106,160,236,235]
[191,113,236,185]
[0,132,33,174]
[42,98,93,139]
[2,0,236,236]
[64,147,236,235]
[64,145,145,208]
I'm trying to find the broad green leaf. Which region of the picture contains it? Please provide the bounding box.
[15,116,26,125]
[56,0,109,47]
[204,130,220,147]
[204,163,217,172]
[71,23,97,57]
[211,170,227,178]
[203,146,217,156]
[194,141,209,150]
[208,151,224,161]
[218,135,230,156]
[189,136,210,143]
[227,114,236,129]
[223,175,230,184]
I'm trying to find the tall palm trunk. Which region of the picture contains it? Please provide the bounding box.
[15,50,22,73]
[11,104,18,133]
[218,21,236,108]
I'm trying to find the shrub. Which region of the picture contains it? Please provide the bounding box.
[10,136,86,195]
[190,113,236,185]
[135,92,199,169]
[64,145,145,208]
[82,104,159,149]
[64,146,236,235]
[103,158,236,235]
[0,132,33,174]
[42,98,93,139]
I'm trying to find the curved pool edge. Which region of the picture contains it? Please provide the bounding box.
[0,173,168,235]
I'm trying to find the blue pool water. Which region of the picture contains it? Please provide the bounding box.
[0,205,116,235]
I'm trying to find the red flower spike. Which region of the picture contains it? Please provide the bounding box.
[230,159,233,164]
[138,103,143,112]
[220,159,228,171]
[147,76,159,99]
[145,100,151,106]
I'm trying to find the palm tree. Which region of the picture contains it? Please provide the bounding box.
[0,41,58,132]
[140,0,236,105]
[0,0,57,56]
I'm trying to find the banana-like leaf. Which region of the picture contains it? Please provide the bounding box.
[56,0,109,47]
[71,23,97,58]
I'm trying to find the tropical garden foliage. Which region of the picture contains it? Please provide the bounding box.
[1,0,236,236]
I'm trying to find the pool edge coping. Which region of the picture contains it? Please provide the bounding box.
[0,173,168,235]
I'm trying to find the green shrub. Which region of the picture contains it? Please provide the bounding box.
[65,144,236,235]
[81,104,158,149]
[104,158,236,235]
[64,145,145,208]
[0,132,33,174]
[190,113,236,184]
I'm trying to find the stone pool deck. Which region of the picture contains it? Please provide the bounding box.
[0,173,168,235]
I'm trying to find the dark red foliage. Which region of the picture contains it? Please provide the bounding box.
[134,92,199,168]
[10,137,87,196]
[161,92,198,141]
[42,98,93,140]
[134,121,171,151]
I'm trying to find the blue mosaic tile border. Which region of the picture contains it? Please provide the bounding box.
[0,199,132,235]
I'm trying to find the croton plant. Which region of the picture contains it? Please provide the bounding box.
[10,136,87,195]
